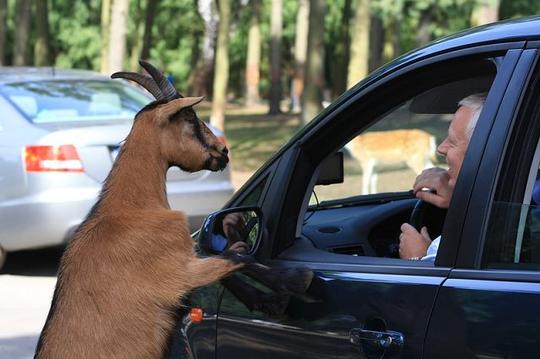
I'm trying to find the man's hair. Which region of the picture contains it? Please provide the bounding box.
[458,93,487,139]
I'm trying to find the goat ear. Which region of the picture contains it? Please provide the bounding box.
[156,97,205,122]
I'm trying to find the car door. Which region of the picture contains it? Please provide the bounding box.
[424,47,540,358]
[213,45,525,359]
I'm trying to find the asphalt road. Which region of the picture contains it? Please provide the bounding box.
[0,248,61,359]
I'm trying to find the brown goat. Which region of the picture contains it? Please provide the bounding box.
[35,61,256,359]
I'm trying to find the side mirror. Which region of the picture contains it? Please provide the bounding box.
[198,206,263,255]
[316,151,344,185]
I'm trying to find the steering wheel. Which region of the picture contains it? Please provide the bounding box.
[409,199,434,231]
[389,199,437,258]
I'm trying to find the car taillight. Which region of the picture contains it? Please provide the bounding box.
[24,145,84,173]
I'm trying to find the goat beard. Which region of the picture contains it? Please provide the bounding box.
[203,155,228,172]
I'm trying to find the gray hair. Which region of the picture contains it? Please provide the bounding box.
[458,93,487,139]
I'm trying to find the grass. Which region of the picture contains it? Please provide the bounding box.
[198,103,304,173]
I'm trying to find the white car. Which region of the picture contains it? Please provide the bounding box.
[0,67,234,267]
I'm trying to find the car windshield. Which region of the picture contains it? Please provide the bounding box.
[0,79,151,124]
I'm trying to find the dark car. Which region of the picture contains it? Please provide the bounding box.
[172,17,540,358]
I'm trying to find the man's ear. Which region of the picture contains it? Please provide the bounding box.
[156,97,204,124]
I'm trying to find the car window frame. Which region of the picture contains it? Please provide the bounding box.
[269,42,526,270]
[463,46,540,276]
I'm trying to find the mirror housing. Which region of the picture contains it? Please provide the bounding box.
[316,151,344,185]
[198,206,263,255]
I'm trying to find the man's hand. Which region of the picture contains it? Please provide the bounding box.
[413,167,453,209]
[228,241,249,254]
[399,223,431,259]
[223,212,246,244]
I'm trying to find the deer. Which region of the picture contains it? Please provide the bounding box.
[346,129,437,194]
[35,60,311,359]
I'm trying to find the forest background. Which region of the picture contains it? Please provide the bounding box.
[1,0,539,181]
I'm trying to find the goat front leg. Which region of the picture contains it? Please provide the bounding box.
[186,256,244,289]
[220,251,314,295]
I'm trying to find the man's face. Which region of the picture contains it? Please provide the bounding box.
[437,105,473,187]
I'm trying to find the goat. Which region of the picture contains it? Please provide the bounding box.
[346,129,436,194]
[35,60,307,359]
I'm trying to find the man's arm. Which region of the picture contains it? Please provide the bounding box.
[399,167,452,259]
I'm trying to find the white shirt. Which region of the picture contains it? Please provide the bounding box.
[421,235,440,261]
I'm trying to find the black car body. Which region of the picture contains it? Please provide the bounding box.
[171,17,540,358]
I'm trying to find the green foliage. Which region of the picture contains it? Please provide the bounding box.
[499,0,540,19]
[3,0,540,101]
[49,0,102,70]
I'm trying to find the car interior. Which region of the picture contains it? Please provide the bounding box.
[278,57,499,265]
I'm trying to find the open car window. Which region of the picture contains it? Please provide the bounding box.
[291,55,501,264]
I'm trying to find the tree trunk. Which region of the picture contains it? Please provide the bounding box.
[290,0,309,112]
[140,0,158,61]
[268,0,283,115]
[301,0,326,124]
[108,0,129,73]
[383,17,401,62]
[34,0,51,66]
[190,0,217,97]
[329,0,352,98]
[210,0,231,131]
[0,0,7,65]
[347,0,370,89]
[416,7,432,47]
[13,0,31,66]
[471,0,500,26]
[100,0,112,73]
[369,14,383,71]
[244,0,262,106]
[130,0,143,71]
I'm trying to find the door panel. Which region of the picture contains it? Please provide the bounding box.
[424,277,540,358]
[217,268,446,359]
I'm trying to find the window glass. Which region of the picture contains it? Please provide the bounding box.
[300,57,499,263]
[484,146,540,270]
[239,176,268,207]
[311,100,453,204]
[0,80,151,124]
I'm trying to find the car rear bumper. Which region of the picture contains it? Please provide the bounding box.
[0,182,234,252]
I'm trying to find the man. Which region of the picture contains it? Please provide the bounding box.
[399,93,487,261]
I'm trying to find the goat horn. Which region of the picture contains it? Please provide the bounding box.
[138,60,180,100]
[110,72,165,100]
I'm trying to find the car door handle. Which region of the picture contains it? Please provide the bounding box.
[350,328,404,351]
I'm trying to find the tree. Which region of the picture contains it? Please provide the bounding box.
[416,5,433,46]
[301,0,326,123]
[13,0,31,66]
[189,0,217,97]
[369,13,384,71]
[268,0,283,114]
[210,0,231,131]
[326,0,352,98]
[0,0,6,65]
[347,0,370,89]
[471,0,500,26]
[129,0,143,71]
[140,0,158,61]
[100,0,112,73]
[35,0,51,66]
[290,0,309,112]
[108,0,129,73]
[244,0,262,106]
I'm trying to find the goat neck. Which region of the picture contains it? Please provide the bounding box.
[101,117,170,211]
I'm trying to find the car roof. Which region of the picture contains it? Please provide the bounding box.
[0,67,109,84]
